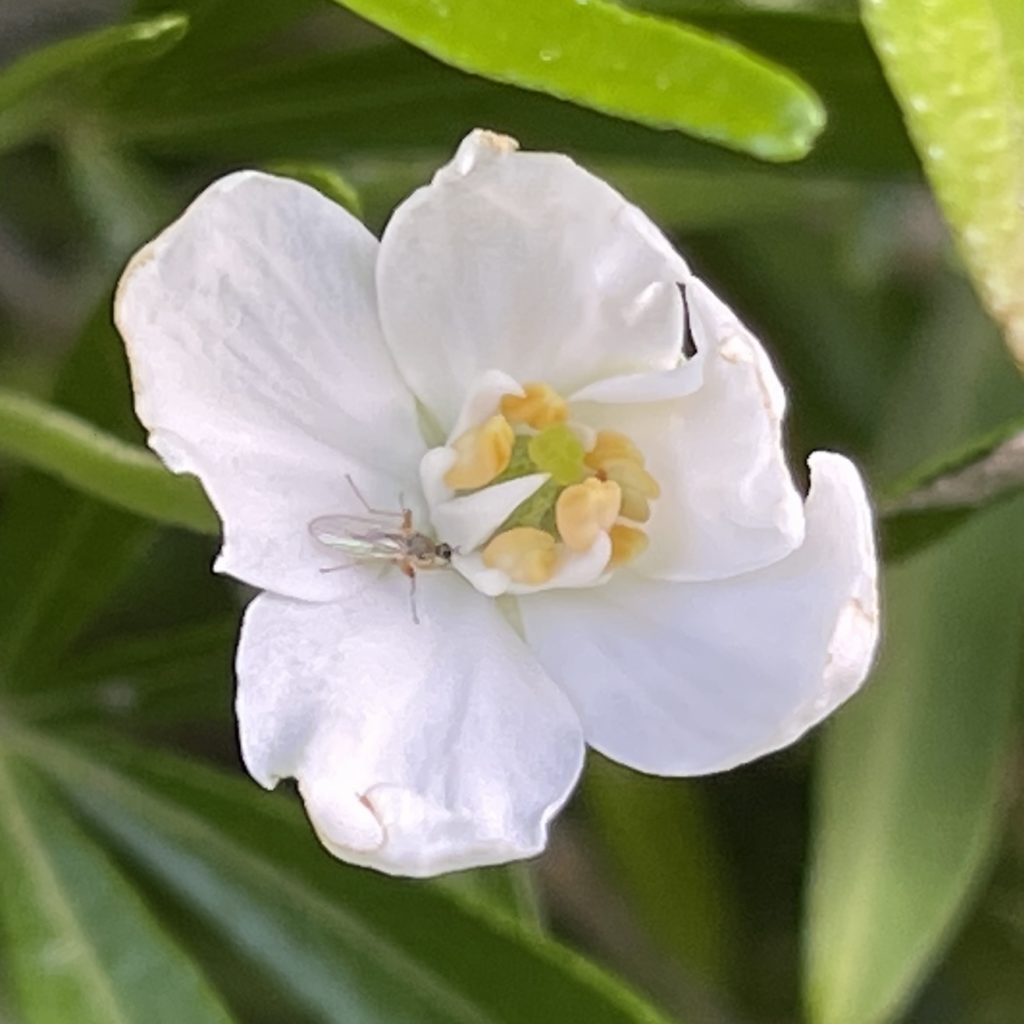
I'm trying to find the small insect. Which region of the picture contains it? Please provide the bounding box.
[309,475,453,624]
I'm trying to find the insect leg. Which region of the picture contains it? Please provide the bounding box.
[399,559,420,625]
[318,562,360,574]
[345,474,405,519]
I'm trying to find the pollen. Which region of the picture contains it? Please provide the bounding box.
[608,523,649,567]
[556,478,622,552]
[444,414,515,490]
[482,527,558,584]
[500,381,568,429]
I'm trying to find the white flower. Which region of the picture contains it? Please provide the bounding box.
[115,129,879,878]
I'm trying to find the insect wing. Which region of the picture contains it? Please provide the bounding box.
[309,515,405,561]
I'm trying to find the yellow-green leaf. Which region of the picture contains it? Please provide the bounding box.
[329,0,825,161]
[862,0,1024,366]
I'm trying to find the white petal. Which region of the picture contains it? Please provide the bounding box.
[236,572,585,876]
[431,473,550,553]
[518,453,878,774]
[115,171,423,601]
[577,275,805,582]
[455,533,612,598]
[377,129,689,430]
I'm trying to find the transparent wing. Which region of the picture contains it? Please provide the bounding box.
[309,515,405,561]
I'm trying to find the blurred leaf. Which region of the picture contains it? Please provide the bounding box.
[0,308,155,691]
[328,0,824,160]
[880,416,1024,561]
[263,161,364,217]
[0,754,235,1024]
[0,14,188,153]
[583,756,737,990]
[15,731,679,1024]
[64,134,177,259]
[862,0,1024,367]
[0,387,216,535]
[804,492,1024,1024]
[13,618,236,728]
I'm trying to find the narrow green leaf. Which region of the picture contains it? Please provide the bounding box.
[0,754,235,1024]
[112,25,908,179]
[0,310,154,689]
[328,0,823,160]
[804,493,1024,1024]
[16,732,678,1024]
[880,416,1024,561]
[862,0,1024,366]
[0,14,188,152]
[583,756,737,990]
[0,387,216,535]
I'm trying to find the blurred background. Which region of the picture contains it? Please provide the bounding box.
[1,2,1023,1023]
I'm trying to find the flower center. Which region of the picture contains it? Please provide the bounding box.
[441,380,659,586]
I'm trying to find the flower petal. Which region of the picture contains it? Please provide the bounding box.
[576,275,805,581]
[517,453,878,774]
[115,171,424,601]
[376,129,689,430]
[236,572,585,876]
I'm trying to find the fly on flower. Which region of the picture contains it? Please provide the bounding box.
[309,475,453,624]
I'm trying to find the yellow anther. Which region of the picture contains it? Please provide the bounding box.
[555,478,622,552]
[584,430,646,470]
[608,524,649,567]
[444,415,514,490]
[500,382,568,429]
[600,458,661,522]
[482,527,558,584]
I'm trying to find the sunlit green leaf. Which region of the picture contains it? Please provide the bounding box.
[14,731,679,1024]
[326,0,823,160]
[862,0,1024,367]
[0,14,188,152]
[0,754,235,1024]
[804,493,1024,1024]
[0,387,216,536]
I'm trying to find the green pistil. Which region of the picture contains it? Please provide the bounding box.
[489,425,587,537]
[527,424,586,486]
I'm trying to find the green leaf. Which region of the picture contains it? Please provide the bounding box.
[327,0,823,160]
[0,387,217,535]
[862,0,1024,367]
[0,309,155,690]
[0,754,235,1024]
[15,731,678,1024]
[0,14,188,152]
[583,757,737,991]
[804,492,1024,1024]
[111,21,908,179]
[880,416,1024,561]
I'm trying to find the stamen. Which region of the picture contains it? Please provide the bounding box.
[500,382,567,429]
[444,414,514,490]
[584,430,660,523]
[482,527,558,584]
[609,523,649,567]
[600,458,661,522]
[584,430,646,469]
[555,478,622,552]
